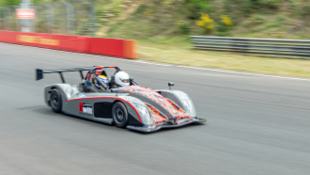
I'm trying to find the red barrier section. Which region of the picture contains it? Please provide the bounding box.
[124,40,138,59]
[15,32,90,53]
[0,31,90,53]
[0,30,138,59]
[89,38,125,58]
[0,31,18,44]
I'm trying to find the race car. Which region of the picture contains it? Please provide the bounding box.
[36,66,206,132]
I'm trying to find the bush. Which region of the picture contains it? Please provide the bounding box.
[0,0,58,6]
[259,0,284,9]
[299,5,310,17]
[224,0,283,15]
[0,0,20,6]
[177,21,191,34]
[217,15,233,32]
[136,3,147,13]
[185,0,212,19]
[196,13,215,33]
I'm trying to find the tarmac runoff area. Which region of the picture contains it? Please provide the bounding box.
[0,42,310,175]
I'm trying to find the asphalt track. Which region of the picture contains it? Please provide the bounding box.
[0,42,310,175]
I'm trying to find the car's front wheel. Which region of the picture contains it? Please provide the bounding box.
[112,102,128,128]
[50,88,62,113]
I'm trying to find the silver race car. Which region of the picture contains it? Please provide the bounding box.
[36,66,206,132]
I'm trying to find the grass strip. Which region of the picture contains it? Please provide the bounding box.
[136,38,310,78]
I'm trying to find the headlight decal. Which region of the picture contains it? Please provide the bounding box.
[177,92,193,114]
[132,102,152,124]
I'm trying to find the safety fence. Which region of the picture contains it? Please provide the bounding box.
[0,0,95,36]
[191,36,310,59]
[0,30,137,59]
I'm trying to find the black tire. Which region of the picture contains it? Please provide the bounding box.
[50,88,62,113]
[112,102,128,128]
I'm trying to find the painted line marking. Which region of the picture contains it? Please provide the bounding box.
[176,65,310,81]
[133,60,171,66]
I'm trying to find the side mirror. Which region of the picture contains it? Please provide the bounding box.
[168,82,174,90]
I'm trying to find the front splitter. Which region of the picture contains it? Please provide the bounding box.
[126,118,206,133]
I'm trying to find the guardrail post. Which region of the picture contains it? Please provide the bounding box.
[12,6,20,32]
[62,1,75,35]
[79,0,95,37]
[89,0,96,37]
[3,6,11,31]
[43,3,54,34]
[0,7,4,30]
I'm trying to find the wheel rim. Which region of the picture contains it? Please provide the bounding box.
[115,106,125,123]
[51,91,59,107]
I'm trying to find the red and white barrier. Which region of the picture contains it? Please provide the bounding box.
[0,31,138,59]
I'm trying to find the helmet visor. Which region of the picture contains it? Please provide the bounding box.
[122,79,130,83]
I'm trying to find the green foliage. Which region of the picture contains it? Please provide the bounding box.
[103,0,310,40]
[258,0,284,9]
[220,0,284,15]
[196,13,215,34]
[216,15,233,33]
[0,0,20,6]
[298,5,310,17]
[177,21,191,34]
[0,0,59,6]
[136,3,146,13]
[184,0,212,19]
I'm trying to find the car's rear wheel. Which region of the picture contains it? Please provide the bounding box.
[50,88,62,113]
[112,102,128,128]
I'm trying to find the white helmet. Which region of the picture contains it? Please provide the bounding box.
[114,71,130,87]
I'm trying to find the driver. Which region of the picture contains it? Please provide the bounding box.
[113,71,130,87]
[94,75,109,89]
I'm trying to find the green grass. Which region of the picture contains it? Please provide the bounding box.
[135,37,310,78]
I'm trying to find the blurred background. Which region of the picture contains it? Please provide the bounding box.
[1,0,309,38]
[1,0,309,78]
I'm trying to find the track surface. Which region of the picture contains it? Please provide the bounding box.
[0,43,310,175]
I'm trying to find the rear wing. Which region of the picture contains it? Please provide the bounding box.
[36,67,92,83]
[35,66,120,84]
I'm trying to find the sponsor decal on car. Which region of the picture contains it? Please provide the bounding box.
[79,102,92,115]
[121,96,135,101]
[77,93,85,98]
[122,86,192,120]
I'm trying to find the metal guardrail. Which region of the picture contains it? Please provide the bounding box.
[191,36,310,59]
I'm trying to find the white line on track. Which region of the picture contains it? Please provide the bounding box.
[131,60,171,66]
[176,65,310,81]
[2,42,310,82]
